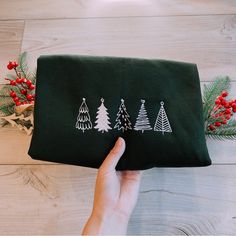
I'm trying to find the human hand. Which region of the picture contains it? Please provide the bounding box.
[82,137,142,235]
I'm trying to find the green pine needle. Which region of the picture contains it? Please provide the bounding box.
[0,51,36,118]
[30,69,36,84]
[203,76,236,140]
[206,129,236,140]
[206,119,236,140]
[18,51,30,79]
[18,51,36,83]
[6,74,16,80]
[203,76,231,122]
[0,103,15,116]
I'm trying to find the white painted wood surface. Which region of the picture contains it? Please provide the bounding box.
[21,15,236,82]
[0,1,236,235]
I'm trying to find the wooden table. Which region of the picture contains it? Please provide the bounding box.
[0,1,236,235]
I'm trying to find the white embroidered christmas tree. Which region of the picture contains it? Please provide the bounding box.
[154,101,172,135]
[134,99,152,133]
[75,98,92,132]
[94,98,112,133]
[114,99,132,132]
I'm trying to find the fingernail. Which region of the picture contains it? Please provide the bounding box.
[116,137,124,147]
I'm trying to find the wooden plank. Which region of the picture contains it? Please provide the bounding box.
[0,125,51,164]
[0,21,24,83]
[0,0,236,20]
[0,82,236,165]
[21,15,236,82]
[0,164,236,235]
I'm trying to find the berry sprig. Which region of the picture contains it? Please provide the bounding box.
[5,61,35,106]
[208,90,236,131]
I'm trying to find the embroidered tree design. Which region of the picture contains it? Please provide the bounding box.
[94,98,112,133]
[114,99,132,132]
[154,101,172,135]
[134,99,152,133]
[75,98,92,132]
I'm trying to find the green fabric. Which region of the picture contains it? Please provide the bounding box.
[28,54,211,170]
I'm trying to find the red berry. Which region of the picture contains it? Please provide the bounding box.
[225,109,231,114]
[215,99,221,105]
[221,100,227,106]
[224,102,230,108]
[233,108,236,113]
[26,94,33,101]
[209,124,215,131]
[22,78,27,83]
[231,103,236,109]
[7,61,13,70]
[226,114,231,120]
[16,77,23,83]
[13,97,19,102]
[221,91,228,97]
[20,89,27,95]
[222,120,227,124]
[26,80,32,86]
[10,91,16,97]
[29,84,35,90]
[217,96,224,101]
[15,101,21,106]
[10,80,16,86]
[12,61,18,68]
[215,122,221,127]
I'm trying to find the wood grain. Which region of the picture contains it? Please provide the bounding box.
[0,1,236,235]
[21,15,236,82]
[0,165,236,235]
[0,0,236,20]
[0,21,24,82]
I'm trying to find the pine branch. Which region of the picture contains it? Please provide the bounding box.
[30,68,37,84]
[18,51,31,79]
[206,129,236,140]
[0,103,15,116]
[6,73,17,80]
[203,76,231,122]
[206,119,236,140]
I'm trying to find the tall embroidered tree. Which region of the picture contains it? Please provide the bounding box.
[94,98,112,133]
[154,101,172,135]
[75,98,92,132]
[114,99,132,132]
[134,99,152,133]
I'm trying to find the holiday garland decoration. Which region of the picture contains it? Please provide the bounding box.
[0,52,36,135]
[203,76,236,140]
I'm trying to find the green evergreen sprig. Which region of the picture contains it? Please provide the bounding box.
[203,76,236,140]
[205,120,236,140]
[202,76,231,121]
[0,52,36,116]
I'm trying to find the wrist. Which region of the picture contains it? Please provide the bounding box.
[82,209,129,235]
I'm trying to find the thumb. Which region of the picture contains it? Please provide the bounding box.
[99,137,126,173]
